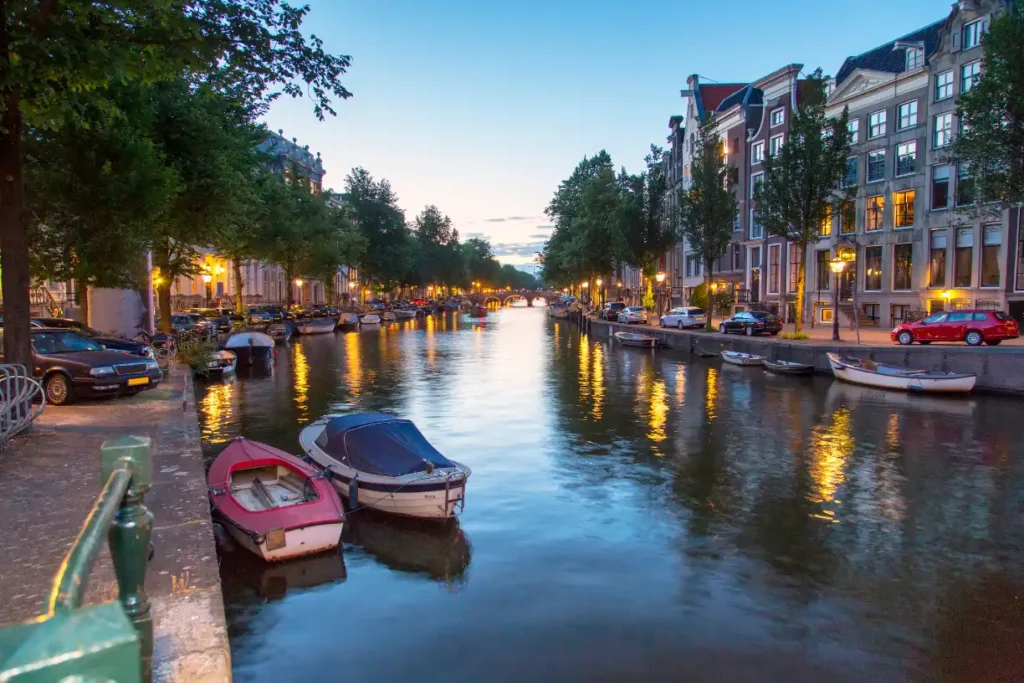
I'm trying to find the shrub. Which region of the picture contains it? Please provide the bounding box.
[176,339,217,377]
[781,332,810,341]
[689,282,733,314]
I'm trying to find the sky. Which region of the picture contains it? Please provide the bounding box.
[263,0,948,265]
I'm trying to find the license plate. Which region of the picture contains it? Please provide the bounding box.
[127,377,149,386]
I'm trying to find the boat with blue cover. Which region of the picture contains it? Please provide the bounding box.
[299,413,470,519]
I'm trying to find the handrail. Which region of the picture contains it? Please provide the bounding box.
[0,363,45,450]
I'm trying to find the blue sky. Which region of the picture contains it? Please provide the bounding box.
[264,0,947,264]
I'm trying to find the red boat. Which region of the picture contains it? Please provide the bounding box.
[208,438,345,561]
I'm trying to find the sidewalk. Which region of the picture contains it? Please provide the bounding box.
[0,366,230,682]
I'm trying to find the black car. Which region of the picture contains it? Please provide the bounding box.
[184,307,234,333]
[718,310,782,336]
[603,302,627,321]
[0,328,161,405]
[34,318,154,358]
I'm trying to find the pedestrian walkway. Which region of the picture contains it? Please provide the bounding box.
[0,366,230,682]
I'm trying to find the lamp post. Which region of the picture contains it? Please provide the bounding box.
[295,277,304,306]
[656,271,666,318]
[829,257,847,342]
[596,278,604,307]
[201,272,212,308]
[941,289,952,311]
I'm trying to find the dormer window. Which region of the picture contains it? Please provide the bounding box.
[906,47,923,70]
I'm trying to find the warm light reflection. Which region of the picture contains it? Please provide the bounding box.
[344,333,362,396]
[675,366,686,405]
[292,342,310,418]
[648,378,668,454]
[886,412,901,452]
[591,342,604,420]
[705,368,719,420]
[199,381,235,444]
[808,407,855,518]
[578,337,591,405]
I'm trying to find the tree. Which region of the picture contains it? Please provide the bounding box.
[413,205,462,292]
[343,168,412,291]
[1,0,352,364]
[569,166,624,281]
[952,5,1024,206]
[619,145,675,278]
[302,210,367,306]
[754,70,853,333]
[677,116,738,330]
[462,237,501,287]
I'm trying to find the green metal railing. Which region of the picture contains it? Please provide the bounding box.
[0,436,154,683]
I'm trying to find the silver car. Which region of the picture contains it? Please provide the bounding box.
[660,307,707,329]
[617,306,649,324]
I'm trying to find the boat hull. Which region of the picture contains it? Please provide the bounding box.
[615,332,656,348]
[393,309,417,320]
[359,314,381,325]
[721,351,764,366]
[226,345,274,366]
[763,360,814,375]
[297,319,337,335]
[827,353,976,393]
[340,312,361,326]
[223,518,344,561]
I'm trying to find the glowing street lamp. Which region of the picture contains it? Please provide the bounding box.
[656,272,665,283]
[201,273,212,284]
[294,278,304,287]
[829,256,848,342]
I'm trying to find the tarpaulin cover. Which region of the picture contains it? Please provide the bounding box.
[318,413,455,477]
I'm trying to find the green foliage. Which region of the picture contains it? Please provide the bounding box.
[618,146,674,278]
[412,205,464,288]
[461,237,501,287]
[952,5,1024,207]
[642,280,655,312]
[753,70,853,332]
[781,332,810,341]
[343,168,413,289]
[176,339,217,377]
[688,282,732,314]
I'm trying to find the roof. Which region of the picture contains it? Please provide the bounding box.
[834,18,946,85]
[715,84,764,113]
[698,83,746,116]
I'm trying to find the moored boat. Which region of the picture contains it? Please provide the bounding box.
[763,359,815,375]
[299,413,470,520]
[550,306,569,319]
[466,305,487,318]
[826,352,976,393]
[224,331,275,366]
[207,350,237,376]
[266,322,292,344]
[615,331,657,348]
[296,318,337,335]
[359,313,381,325]
[393,308,417,320]
[339,312,361,326]
[721,350,764,366]
[208,438,345,561]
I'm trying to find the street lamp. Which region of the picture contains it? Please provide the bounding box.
[596,278,604,307]
[941,289,952,310]
[829,256,847,342]
[655,272,666,316]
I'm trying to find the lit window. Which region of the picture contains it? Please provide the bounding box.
[933,113,953,148]
[770,109,784,127]
[819,208,832,237]
[982,225,1001,287]
[751,141,764,163]
[929,230,947,288]
[896,141,917,176]
[769,134,784,157]
[962,17,989,50]
[961,61,981,92]
[866,195,884,231]
[955,228,974,287]
[868,110,886,138]
[897,101,918,130]
[847,119,859,143]
[893,190,915,228]
[840,201,856,234]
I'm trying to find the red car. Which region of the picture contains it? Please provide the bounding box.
[891,310,1019,346]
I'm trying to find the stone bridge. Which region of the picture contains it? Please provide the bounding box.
[464,291,559,307]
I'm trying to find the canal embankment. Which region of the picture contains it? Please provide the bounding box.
[587,317,1024,394]
[0,364,231,682]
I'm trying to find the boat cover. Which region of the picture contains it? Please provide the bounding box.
[225,331,275,348]
[317,413,456,477]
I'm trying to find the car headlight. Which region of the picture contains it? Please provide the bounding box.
[145,360,159,371]
[145,346,155,359]
[90,366,115,377]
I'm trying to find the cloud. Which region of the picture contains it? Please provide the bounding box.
[463,232,487,240]
[480,215,545,224]
[491,240,547,258]
[528,233,551,240]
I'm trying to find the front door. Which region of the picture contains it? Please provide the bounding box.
[839,269,854,301]
[750,270,761,303]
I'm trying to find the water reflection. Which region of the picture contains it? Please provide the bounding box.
[291,341,310,419]
[807,406,854,517]
[220,546,347,601]
[199,379,235,444]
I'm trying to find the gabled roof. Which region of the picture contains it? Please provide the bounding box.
[834,18,947,85]
[715,84,763,113]
[698,84,746,116]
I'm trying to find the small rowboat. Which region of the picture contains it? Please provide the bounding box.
[721,351,764,366]
[466,305,488,318]
[826,353,976,393]
[615,331,657,348]
[266,322,292,344]
[339,312,361,326]
[224,331,275,366]
[296,318,337,335]
[393,308,417,320]
[763,359,815,375]
[359,313,381,325]
[207,350,237,376]
[208,438,345,561]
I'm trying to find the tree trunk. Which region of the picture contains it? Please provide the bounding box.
[284,265,294,308]
[158,283,171,333]
[795,251,807,335]
[704,262,714,331]
[79,281,90,326]
[233,261,245,313]
[0,86,32,366]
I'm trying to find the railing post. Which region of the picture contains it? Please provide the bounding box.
[101,436,155,683]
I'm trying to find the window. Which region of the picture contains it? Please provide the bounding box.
[867,150,886,182]
[955,228,974,287]
[819,208,832,237]
[770,108,784,127]
[752,141,764,163]
[865,246,882,291]
[769,134,784,157]
[962,17,989,50]
[820,307,834,323]
[961,61,981,93]
[789,246,801,292]
[862,303,880,322]
[957,163,975,206]
[935,71,953,101]
[893,243,913,290]
[866,195,884,231]
[931,165,950,209]
[769,245,781,294]
[750,209,763,240]
[982,225,1001,287]
[816,250,831,291]
[868,110,886,138]
[843,157,858,187]
[840,200,856,234]
[929,231,947,287]
[750,172,763,199]
[732,243,742,271]
[893,190,915,228]
[733,214,740,232]
[750,246,761,268]
[897,101,918,130]
[896,141,917,176]
[892,304,912,325]
[847,119,859,143]
[933,113,953,148]
[906,48,923,70]
[685,255,692,277]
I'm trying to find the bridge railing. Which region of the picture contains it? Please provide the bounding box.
[0,364,45,451]
[0,436,154,683]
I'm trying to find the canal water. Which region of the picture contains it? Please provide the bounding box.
[197,308,1024,683]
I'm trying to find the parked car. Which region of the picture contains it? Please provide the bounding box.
[0,328,161,405]
[718,310,782,336]
[171,313,216,339]
[247,306,274,324]
[602,302,627,321]
[184,307,233,333]
[33,318,154,358]
[660,307,707,329]
[891,310,1020,346]
[617,306,649,325]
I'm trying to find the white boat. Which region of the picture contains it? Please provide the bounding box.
[762,359,815,375]
[393,308,417,320]
[615,331,657,348]
[826,353,976,393]
[508,298,528,308]
[224,331,275,366]
[549,306,569,319]
[207,350,237,376]
[300,413,470,520]
[721,351,764,366]
[359,313,381,325]
[339,312,360,326]
[382,311,398,322]
[296,318,337,335]
[266,322,292,344]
